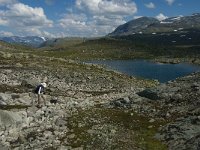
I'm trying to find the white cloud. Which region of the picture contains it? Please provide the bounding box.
[58,13,90,36]
[76,0,101,14]
[93,15,126,26]
[4,3,53,27]
[98,0,137,15]
[22,28,44,36]
[156,13,168,21]
[76,0,137,16]
[58,0,137,37]
[59,13,87,28]
[0,2,53,37]
[15,27,55,38]
[0,0,138,37]
[0,30,13,36]
[42,31,55,38]
[166,0,175,5]
[0,18,8,26]
[145,2,155,9]
[58,13,123,37]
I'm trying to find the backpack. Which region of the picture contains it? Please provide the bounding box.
[34,84,44,94]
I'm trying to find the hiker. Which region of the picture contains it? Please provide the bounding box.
[35,82,47,107]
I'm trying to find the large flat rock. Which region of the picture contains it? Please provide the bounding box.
[0,110,22,127]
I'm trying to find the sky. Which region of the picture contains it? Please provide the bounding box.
[0,0,199,37]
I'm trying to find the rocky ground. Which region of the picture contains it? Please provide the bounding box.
[0,49,200,150]
[137,72,200,150]
[0,50,158,150]
[153,57,200,65]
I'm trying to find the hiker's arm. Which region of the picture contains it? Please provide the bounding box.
[38,87,42,94]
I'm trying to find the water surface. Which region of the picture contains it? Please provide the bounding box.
[87,60,200,83]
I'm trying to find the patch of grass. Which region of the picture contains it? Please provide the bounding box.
[66,107,167,149]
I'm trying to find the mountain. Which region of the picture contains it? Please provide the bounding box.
[108,13,200,36]
[108,17,159,36]
[0,36,48,47]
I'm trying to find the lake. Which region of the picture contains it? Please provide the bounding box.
[86,60,200,83]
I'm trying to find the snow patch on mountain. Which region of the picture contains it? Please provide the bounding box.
[40,37,47,41]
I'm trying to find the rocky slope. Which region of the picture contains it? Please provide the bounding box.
[0,50,158,149]
[0,48,200,149]
[137,72,200,150]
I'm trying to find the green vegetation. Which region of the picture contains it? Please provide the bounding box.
[0,105,30,110]
[67,107,167,150]
[1,30,200,61]
[29,30,200,61]
[0,40,33,53]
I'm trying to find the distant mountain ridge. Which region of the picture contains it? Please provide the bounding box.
[108,13,200,36]
[0,36,48,47]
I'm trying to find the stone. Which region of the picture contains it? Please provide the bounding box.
[59,146,69,150]
[137,88,161,100]
[68,134,75,139]
[111,129,116,134]
[8,128,19,139]
[148,125,153,129]
[0,94,11,104]
[15,63,23,68]
[87,129,95,134]
[55,117,67,127]
[173,94,183,100]
[35,109,44,116]
[109,97,132,108]
[0,110,23,127]
[166,112,171,118]
[43,131,52,139]
[149,119,155,123]
[2,53,12,58]
[0,98,7,105]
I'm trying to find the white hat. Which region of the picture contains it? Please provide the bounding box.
[41,82,47,88]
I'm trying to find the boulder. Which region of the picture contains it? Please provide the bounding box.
[110,97,132,108]
[0,93,11,103]
[0,96,7,106]
[15,63,23,68]
[0,110,23,127]
[137,88,161,100]
[156,116,200,150]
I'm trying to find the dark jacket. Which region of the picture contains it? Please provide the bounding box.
[35,84,45,94]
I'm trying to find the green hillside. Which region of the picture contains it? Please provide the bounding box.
[35,30,200,61]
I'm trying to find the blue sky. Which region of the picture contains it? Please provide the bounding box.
[0,0,199,37]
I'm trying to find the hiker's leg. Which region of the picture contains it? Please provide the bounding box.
[41,94,46,105]
[38,94,41,105]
